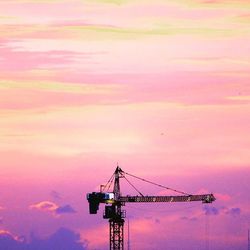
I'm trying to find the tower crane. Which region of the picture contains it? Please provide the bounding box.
[87,166,215,250]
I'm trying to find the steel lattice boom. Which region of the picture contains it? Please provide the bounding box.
[119,194,215,203]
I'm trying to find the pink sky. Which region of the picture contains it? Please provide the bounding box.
[0,0,250,249]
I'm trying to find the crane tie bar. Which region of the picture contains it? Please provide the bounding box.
[123,170,191,196]
[124,176,144,197]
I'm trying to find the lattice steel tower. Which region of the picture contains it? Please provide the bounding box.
[108,167,125,250]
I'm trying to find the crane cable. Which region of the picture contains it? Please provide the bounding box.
[123,170,191,196]
[106,175,115,192]
[123,176,144,197]
[205,210,210,250]
[102,173,115,192]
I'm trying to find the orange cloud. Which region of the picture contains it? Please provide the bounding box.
[29,201,58,213]
[0,229,24,242]
[0,230,14,237]
[29,201,76,216]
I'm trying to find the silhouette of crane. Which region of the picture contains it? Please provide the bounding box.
[87,166,215,250]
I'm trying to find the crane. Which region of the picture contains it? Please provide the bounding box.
[87,166,216,250]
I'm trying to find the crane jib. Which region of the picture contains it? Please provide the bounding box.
[119,194,215,203]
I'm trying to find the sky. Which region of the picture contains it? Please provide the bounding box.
[0,0,250,249]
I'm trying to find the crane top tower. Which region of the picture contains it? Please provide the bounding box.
[87,166,215,250]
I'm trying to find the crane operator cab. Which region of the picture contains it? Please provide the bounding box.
[87,192,115,214]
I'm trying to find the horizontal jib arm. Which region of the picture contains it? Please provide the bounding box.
[119,194,215,203]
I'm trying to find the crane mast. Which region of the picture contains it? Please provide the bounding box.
[87,166,215,250]
[108,167,125,250]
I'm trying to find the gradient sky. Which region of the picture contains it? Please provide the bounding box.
[0,0,250,249]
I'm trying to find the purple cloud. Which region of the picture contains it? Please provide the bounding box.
[203,206,219,215]
[203,206,242,217]
[0,228,87,250]
[226,207,241,217]
[55,205,76,214]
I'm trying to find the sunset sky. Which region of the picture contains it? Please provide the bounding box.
[0,0,250,249]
